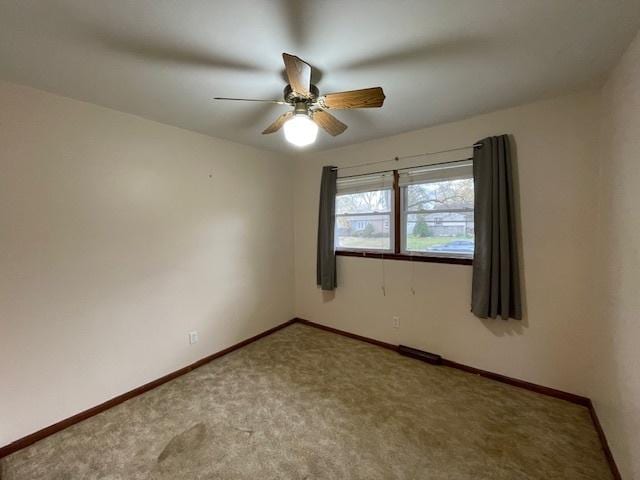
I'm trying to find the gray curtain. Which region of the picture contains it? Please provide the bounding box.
[317,166,338,290]
[471,135,522,320]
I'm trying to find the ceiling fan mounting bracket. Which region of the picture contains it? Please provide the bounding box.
[284,84,319,104]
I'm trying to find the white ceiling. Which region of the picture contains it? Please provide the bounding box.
[1,0,639,152]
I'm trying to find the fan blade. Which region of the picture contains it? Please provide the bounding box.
[313,110,348,136]
[319,87,385,109]
[214,97,289,105]
[262,112,293,134]
[282,53,311,97]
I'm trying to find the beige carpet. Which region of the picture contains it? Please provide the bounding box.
[0,323,612,479]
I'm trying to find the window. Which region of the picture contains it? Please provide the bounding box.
[400,161,474,259]
[335,161,474,263]
[335,172,394,252]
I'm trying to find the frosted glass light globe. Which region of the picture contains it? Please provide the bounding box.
[283,114,318,147]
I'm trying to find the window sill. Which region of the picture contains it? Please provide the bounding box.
[335,250,473,265]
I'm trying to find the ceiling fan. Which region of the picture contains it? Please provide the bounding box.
[214,53,386,147]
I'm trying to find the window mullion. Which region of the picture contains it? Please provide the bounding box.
[393,170,401,254]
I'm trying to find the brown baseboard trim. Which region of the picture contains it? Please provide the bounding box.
[1,317,621,479]
[292,318,621,479]
[0,318,296,459]
[294,318,588,405]
[587,400,622,480]
[294,318,397,351]
[439,358,590,406]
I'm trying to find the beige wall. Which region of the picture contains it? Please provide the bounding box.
[2,34,638,473]
[592,30,640,478]
[0,83,294,446]
[294,91,602,397]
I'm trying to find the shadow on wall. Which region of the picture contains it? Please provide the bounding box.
[322,290,335,303]
[480,134,528,337]
[480,316,528,337]
[314,135,528,337]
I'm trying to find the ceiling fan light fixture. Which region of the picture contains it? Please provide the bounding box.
[283,113,318,147]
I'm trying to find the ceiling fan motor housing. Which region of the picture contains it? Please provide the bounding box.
[284,84,319,104]
[293,101,310,116]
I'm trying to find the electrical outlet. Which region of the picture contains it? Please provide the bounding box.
[189,331,199,345]
[392,316,400,328]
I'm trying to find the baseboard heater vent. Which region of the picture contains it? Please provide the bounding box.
[398,345,442,365]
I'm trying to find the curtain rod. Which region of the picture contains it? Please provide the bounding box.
[332,143,482,172]
[337,157,473,180]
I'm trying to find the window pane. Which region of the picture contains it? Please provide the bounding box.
[404,178,474,256]
[336,189,391,214]
[406,178,473,212]
[335,189,392,251]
